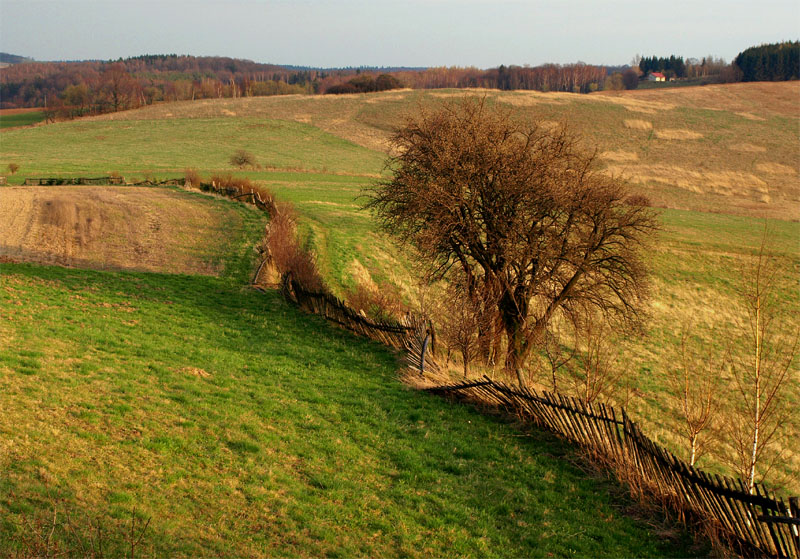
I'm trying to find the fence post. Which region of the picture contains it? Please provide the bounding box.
[420,333,431,376]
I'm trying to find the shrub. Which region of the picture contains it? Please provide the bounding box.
[345,281,408,322]
[184,168,203,188]
[264,202,323,291]
[7,163,19,175]
[229,149,256,168]
[210,173,253,194]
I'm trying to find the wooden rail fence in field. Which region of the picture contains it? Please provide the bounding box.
[280,273,423,350]
[23,176,126,185]
[420,372,800,558]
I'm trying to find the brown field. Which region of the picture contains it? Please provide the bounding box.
[0,186,248,274]
[593,82,800,118]
[0,107,44,116]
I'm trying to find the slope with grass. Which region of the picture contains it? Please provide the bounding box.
[1,84,797,498]
[0,258,704,556]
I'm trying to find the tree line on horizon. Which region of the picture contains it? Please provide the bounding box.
[0,42,796,116]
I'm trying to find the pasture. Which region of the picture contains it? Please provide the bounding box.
[0,109,46,130]
[0,83,798,552]
[0,200,701,556]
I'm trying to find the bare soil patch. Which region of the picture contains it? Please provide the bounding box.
[0,186,239,275]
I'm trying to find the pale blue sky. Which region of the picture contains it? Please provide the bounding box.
[1,0,797,68]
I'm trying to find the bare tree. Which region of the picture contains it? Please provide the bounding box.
[540,325,575,394]
[366,97,657,386]
[726,229,798,492]
[567,311,627,406]
[438,277,494,377]
[666,324,721,467]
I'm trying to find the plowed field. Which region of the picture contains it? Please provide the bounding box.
[0,186,250,275]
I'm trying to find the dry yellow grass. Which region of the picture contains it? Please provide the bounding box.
[654,129,704,140]
[623,119,653,130]
[729,142,768,153]
[0,186,255,274]
[756,162,797,175]
[600,150,639,162]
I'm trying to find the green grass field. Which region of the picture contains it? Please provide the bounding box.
[0,210,704,556]
[0,111,46,129]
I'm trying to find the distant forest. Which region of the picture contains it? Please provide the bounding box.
[735,41,800,81]
[0,41,796,116]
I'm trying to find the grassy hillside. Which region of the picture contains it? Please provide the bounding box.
[0,258,704,557]
[1,84,797,503]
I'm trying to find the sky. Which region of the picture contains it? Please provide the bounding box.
[1,0,798,68]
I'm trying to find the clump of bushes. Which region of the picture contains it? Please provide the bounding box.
[325,74,403,95]
[229,149,257,168]
[184,168,203,188]
[345,280,408,322]
[264,202,323,291]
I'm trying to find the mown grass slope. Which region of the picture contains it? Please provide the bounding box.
[0,258,704,556]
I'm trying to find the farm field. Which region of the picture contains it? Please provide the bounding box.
[0,108,46,129]
[0,83,798,551]
[0,219,703,556]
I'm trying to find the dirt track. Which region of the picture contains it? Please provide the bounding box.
[0,186,239,275]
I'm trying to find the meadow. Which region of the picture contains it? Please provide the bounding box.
[0,202,703,557]
[0,109,46,129]
[0,84,798,553]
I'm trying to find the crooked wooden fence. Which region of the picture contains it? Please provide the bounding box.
[420,371,799,558]
[280,273,422,350]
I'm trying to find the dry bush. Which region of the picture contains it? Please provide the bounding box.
[567,312,629,406]
[345,280,408,323]
[210,173,253,195]
[7,162,19,175]
[184,168,203,188]
[264,202,323,291]
[229,149,257,168]
[435,278,496,377]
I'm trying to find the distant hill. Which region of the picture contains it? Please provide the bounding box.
[0,53,33,65]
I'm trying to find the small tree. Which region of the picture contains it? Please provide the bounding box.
[540,326,575,394]
[438,277,494,378]
[726,229,798,492]
[622,69,640,90]
[366,97,657,386]
[666,324,720,467]
[567,311,627,406]
[230,149,256,168]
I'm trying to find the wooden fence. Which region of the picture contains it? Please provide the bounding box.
[23,176,125,185]
[420,372,799,558]
[280,273,423,350]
